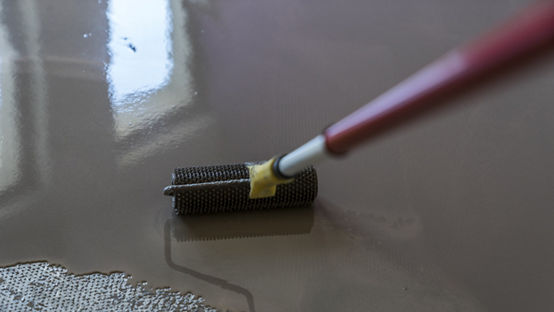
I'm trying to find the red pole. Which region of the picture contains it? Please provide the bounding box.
[324,1,554,154]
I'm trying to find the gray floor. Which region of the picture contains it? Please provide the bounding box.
[1,0,553,311]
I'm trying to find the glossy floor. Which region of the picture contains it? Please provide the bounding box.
[1,0,553,311]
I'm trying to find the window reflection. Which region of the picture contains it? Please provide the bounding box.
[0,4,19,193]
[106,0,195,141]
[107,0,173,107]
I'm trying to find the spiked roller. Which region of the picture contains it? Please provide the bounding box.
[163,163,318,215]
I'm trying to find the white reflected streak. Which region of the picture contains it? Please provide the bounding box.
[107,0,195,141]
[107,0,173,109]
[18,0,50,185]
[108,0,204,167]
[0,3,20,193]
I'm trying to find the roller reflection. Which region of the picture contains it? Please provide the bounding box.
[164,206,314,312]
[171,206,314,241]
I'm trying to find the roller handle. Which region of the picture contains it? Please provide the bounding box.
[324,1,554,154]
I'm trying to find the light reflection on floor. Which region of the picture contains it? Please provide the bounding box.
[0,2,18,194]
[106,0,196,142]
[107,0,173,106]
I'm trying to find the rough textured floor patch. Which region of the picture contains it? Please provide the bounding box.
[0,262,216,311]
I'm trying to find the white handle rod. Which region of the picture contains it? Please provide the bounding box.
[277,135,330,177]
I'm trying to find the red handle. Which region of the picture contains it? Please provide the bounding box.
[324,1,554,154]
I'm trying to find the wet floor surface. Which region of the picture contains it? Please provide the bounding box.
[1,0,554,311]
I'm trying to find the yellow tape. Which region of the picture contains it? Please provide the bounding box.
[247,158,293,198]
